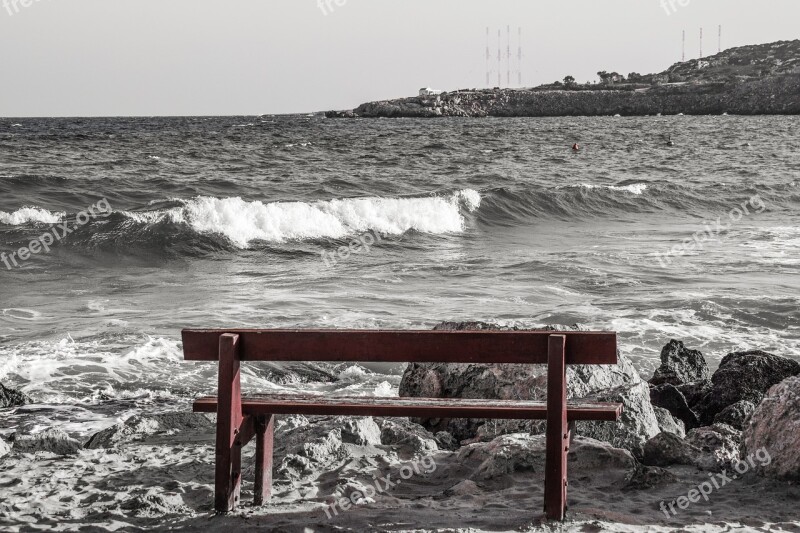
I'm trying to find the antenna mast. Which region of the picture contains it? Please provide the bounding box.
[682,30,685,61]
[485,27,490,87]
[506,25,511,87]
[497,29,502,87]
[517,27,522,86]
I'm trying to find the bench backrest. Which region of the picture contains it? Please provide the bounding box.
[182,329,617,365]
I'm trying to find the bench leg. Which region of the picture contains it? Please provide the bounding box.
[544,334,568,521]
[215,333,243,513]
[254,414,275,506]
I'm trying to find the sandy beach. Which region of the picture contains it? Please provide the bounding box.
[1,410,798,532]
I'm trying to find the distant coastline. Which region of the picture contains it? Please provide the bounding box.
[326,40,800,118]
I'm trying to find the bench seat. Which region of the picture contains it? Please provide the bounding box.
[193,393,622,421]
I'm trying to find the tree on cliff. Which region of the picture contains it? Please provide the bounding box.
[563,75,576,87]
[598,71,624,85]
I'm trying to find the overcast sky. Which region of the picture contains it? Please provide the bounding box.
[1,0,797,117]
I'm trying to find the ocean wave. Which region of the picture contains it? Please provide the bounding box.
[119,190,481,248]
[0,207,64,225]
[475,183,657,225]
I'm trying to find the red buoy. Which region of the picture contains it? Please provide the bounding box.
[572,143,579,151]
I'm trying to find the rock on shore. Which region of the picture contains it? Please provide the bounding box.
[743,375,800,480]
[0,382,30,408]
[399,321,661,458]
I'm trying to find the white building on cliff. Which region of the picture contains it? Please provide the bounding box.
[419,87,444,96]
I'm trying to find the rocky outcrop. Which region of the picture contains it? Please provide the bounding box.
[0,383,30,408]
[649,339,709,386]
[456,434,636,486]
[743,376,800,480]
[399,321,660,457]
[12,428,82,455]
[685,423,742,471]
[642,424,741,472]
[261,362,338,385]
[694,350,800,425]
[273,415,386,481]
[85,412,214,449]
[377,417,439,456]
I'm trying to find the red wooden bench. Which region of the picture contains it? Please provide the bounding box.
[182,328,622,521]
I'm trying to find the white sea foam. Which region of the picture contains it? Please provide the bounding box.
[122,190,482,248]
[0,207,64,225]
[577,183,648,195]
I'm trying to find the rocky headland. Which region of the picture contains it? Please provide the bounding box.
[326,40,800,118]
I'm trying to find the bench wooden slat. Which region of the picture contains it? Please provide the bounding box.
[182,329,617,365]
[192,394,622,421]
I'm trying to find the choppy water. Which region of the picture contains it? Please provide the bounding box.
[1,115,798,438]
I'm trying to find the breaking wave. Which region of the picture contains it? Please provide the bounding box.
[0,207,64,225]
[118,190,481,248]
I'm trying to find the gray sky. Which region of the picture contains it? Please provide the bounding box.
[1,0,797,116]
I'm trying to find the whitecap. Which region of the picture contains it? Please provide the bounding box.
[576,183,647,195]
[0,207,64,225]
[121,189,482,248]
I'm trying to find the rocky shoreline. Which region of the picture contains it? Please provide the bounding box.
[325,40,800,118]
[325,76,800,118]
[1,322,799,531]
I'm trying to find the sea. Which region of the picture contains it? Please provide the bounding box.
[0,114,798,439]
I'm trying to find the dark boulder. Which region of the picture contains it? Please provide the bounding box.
[695,350,800,425]
[713,400,756,430]
[0,383,30,408]
[649,383,701,429]
[675,379,712,408]
[642,431,698,467]
[649,340,709,386]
